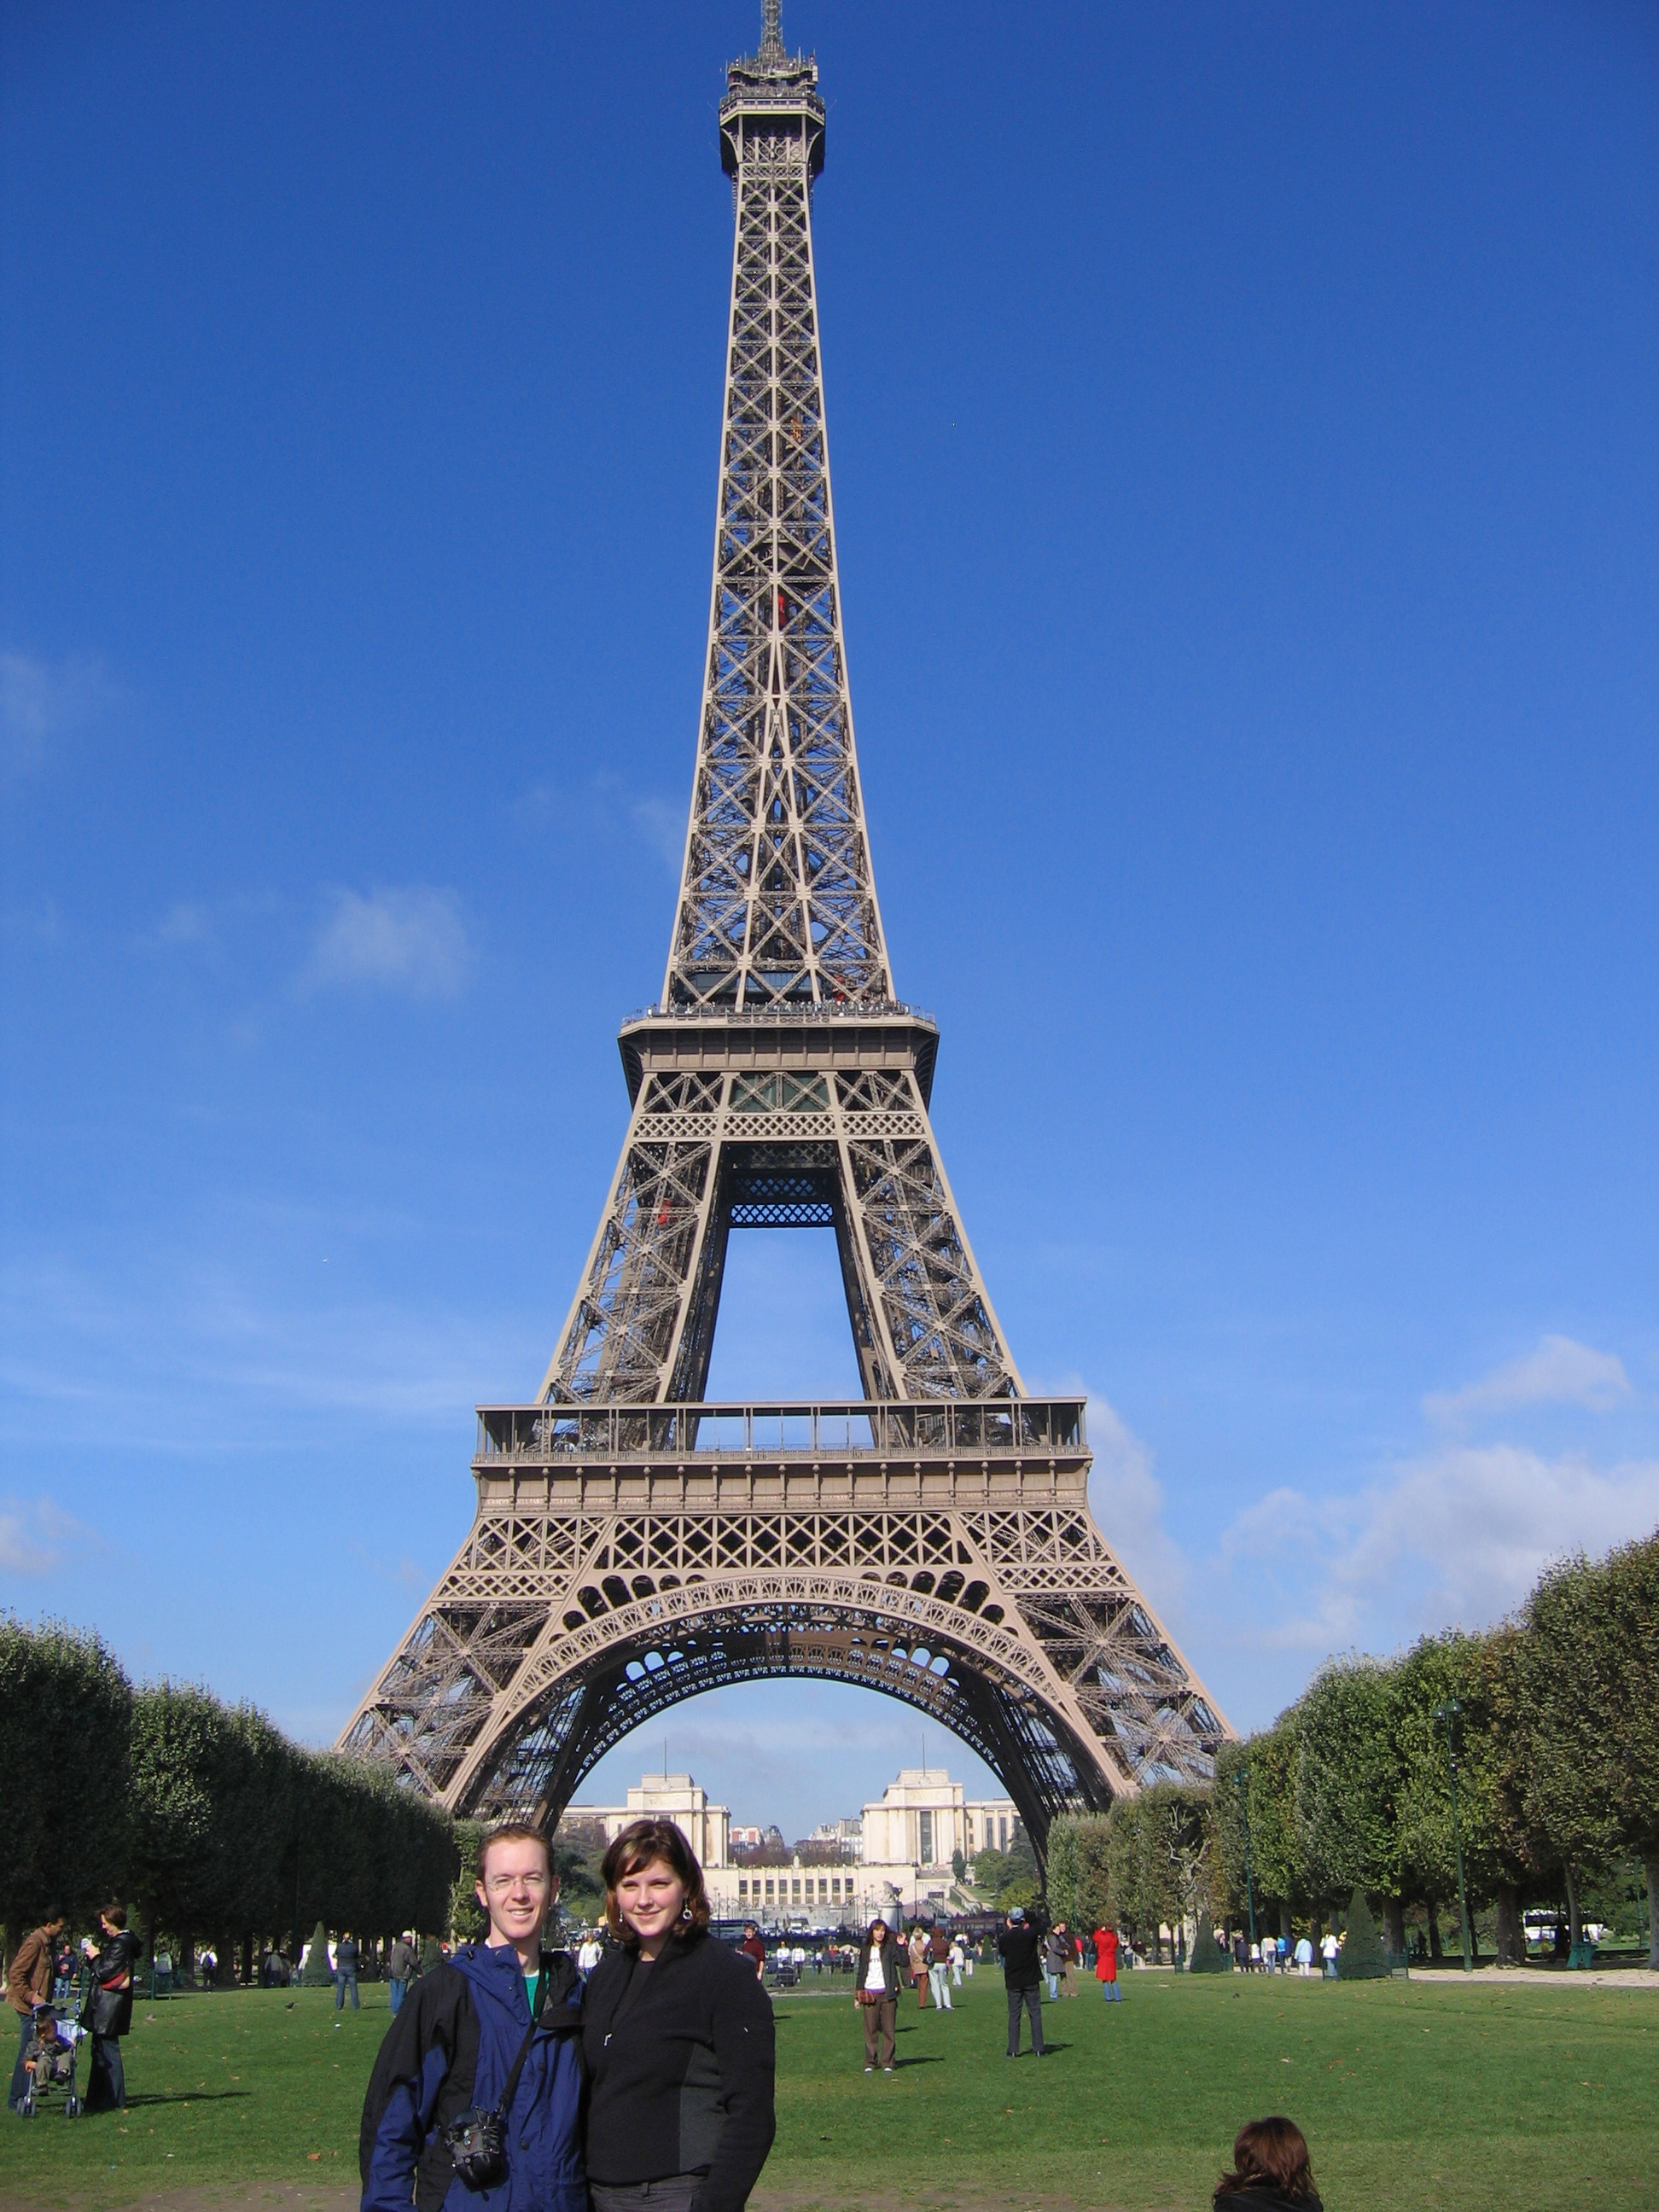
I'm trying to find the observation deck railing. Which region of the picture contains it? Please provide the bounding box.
[619,998,936,1031]
[474,1396,1086,1466]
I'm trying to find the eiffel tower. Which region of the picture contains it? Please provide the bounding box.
[342,3,1229,1851]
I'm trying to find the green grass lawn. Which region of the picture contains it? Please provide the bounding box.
[1,1969,1654,2211]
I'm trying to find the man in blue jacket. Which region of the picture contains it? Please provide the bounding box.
[359,1823,585,2212]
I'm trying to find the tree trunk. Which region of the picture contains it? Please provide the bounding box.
[1493,1884,1523,1966]
[1428,1901,1443,1959]
[241,1930,254,1987]
[1645,1857,1658,1972]
[1383,1898,1406,1955]
[1565,1865,1581,1949]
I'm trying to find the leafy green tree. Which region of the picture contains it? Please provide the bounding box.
[951,1848,967,1883]
[1237,1719,1304,1930]
[972,1831,1038,1909]
[1208,1741,1253,1925]
[1045,1814,1111,1931]
[0,1617,132,1941]
[1502,1551,1627,1947]
[128,1682,229,1968]
[1101,1785,1208,1948]
[1598,1532,1659,1969]
[1295,1657,1400,1924]
[1390,1628,1522,1958]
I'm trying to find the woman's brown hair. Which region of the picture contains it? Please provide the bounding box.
[100,1901,128,1930]
[600,1818,710,1946]
[1214,2117,1317,2202]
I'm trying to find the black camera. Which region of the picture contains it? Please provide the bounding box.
[443,2106,509,2190]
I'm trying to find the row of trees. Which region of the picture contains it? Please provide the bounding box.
[1,1618,457,1976]
[1048,1529,1657,1966]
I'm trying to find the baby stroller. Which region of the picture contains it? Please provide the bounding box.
[19,2002,84,2117]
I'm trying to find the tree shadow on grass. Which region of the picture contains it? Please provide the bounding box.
[123,2089,253,2106]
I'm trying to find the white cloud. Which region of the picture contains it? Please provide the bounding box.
[1424,1334,1631,1424]
[632,795,687,877]
[1,649,119,774]
[1,900,64,947]
[154,899,216,948]
[1084,1390,1188,1618]
[0,1499,98,1575]
[301,886,474,1000]
[1219,1442,1659,1657]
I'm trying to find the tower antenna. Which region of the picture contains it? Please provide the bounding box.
[760,0,783,62]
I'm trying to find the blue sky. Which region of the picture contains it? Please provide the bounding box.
[3,0,1656,1846]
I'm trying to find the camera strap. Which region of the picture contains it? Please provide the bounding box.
[490,2010,541,2126]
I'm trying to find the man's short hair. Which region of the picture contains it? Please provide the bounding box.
[475,1822,554,1882]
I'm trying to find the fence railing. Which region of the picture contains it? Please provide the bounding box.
[474,1396,1086,1464]
[619,998,936,1031]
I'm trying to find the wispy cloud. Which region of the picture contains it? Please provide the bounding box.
[300,886,474,1000]
[2,649,119,774]
[1424,1333,1631,1425]
[153,899,217,949]
[1,900,65,948]
[527,774,686,878]
[1084,1390,1187,1616]
[1220,1442,1659,1658]
[1033,1373,1187,1623]
[0,1499,100,1575]
[631,795,686,877]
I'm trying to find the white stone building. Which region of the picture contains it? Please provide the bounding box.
[561,1767,1016,1929]
[560,1773,731,1871]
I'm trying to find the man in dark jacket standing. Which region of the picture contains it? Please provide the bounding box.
[8,1915,65,2111]
[359,1824,585,2212]
[82,1903,143,2112]
[335,1931,360,2011]
[995,1906,1044,2058]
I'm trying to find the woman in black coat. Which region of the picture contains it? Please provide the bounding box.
[581,1819,775,2212]
[82,1901,143,2113]
[1213,2117,1324,2209]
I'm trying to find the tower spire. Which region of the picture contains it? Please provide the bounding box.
[759,0,783,65]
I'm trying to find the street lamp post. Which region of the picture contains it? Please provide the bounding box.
[1434,1699,1473,1972]
[1235,1766,1257,1951]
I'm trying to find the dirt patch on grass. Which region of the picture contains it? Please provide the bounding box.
[104,2191,359,2212]
[98,2196,1131,2212]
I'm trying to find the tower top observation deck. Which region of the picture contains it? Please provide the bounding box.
[722,0,824,178]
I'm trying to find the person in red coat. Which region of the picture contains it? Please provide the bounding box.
[1093,1924,1122,2003]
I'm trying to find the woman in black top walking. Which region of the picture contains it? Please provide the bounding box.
[582,1819,776,2212]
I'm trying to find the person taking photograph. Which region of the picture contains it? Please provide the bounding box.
[996,1905,1045,2058]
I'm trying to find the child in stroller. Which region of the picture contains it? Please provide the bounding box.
[19,2003,84,2118]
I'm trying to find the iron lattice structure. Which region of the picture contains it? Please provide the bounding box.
[342,5,1230,1853]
